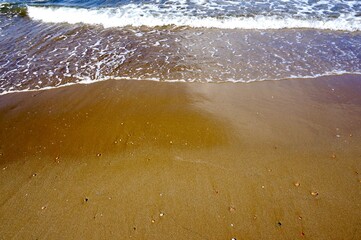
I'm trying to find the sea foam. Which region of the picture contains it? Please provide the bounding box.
[27,6,361,31]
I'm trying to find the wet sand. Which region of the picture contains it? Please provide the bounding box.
[0,75,361,239]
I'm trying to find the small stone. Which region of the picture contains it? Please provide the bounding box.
[151,219,155,223]
[84,197,89,202]
[294,182,300,187]
[229,206,236,212]
[336,134,341,138]
[298,216,303,220]
[331,153,336,159]
[301,232,305,237]
[311,191,319,196]
[97,153,102,157]
[349,134,353,137]
[277,221,282,226]
[32,173,37,177]
[2,167,6,170]
[231,238,237,240]
[159,212,164,217]
[230,223,234,227]
[261,185,265,189]
[41,206,47,210]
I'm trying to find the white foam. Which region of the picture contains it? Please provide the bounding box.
[27,6,361,32]
[2,71,361,96]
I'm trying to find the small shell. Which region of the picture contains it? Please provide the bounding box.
[311,191,319,196]
[229,206,236,212]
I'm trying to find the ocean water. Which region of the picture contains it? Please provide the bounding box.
[0,0,361,94]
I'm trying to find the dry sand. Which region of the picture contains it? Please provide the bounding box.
[0,75,361,239]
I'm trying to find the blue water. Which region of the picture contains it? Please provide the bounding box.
[1,0,361,28]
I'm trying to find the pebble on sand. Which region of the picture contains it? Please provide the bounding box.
[229,206,236,212]
[311,191,319,196]
[97,153,102,157]
[159,212,165,217]
[294,182,300,187]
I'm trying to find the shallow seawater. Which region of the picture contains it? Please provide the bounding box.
[0,0,361,94]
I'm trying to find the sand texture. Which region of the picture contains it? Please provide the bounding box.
[0,75,361,239]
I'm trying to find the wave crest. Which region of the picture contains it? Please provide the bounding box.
[27,6,361,31]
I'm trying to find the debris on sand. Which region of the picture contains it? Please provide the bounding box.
[311,191,319,197]
[229,206,236,212]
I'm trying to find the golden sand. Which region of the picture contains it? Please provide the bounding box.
[0,75,361,239]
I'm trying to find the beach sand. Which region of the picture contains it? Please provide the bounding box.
[0,75,360,239]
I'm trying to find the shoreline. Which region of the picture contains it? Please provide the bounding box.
[0,74,360,239]
[1,72,361,97]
